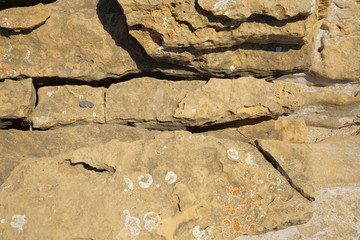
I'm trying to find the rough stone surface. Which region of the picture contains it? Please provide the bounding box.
[306,125,360,143]
[0,3,50,31]
[0,134,312,239]
[309,136,360,185]
[255,140,315,200]
[0,124,159,186]
[236,183,360,240]
[31,85,105,129]
[282,82,360,128]
[0,78,36,119]
[174,77,302,126]
[311,0,360,81]
[106,77,205,130]
[202,118,307,143]
[118,0,321,77]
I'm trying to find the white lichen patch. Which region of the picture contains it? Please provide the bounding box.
[92,110,97,117]
[78,95,84,100]
[0,219,5,224]
[123,178,134,193]
[143,212,161,232]
[138,174,153,188]
[10,215,27,232]
[47,91,54,97]
[165,171,177,184]
[245,153,258,167]
[212,0,235,16]
[192,225,215,240]
[123,210,141,237]
[229,65,235,71]
[24,49,31,62]
[227,148,239,160]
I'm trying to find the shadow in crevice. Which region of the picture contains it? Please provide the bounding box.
[0,0,56,10]
[96,0,156,71]
[96,0,203,78]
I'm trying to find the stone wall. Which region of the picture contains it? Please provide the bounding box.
[0,0,359,239]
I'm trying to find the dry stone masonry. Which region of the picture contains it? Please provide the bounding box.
[0,0,359,239]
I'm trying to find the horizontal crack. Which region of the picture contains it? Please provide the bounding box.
[64,159,116,174]
[254,140,315,202]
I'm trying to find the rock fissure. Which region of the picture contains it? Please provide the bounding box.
[64,159,116,174]
[254,140,315,202]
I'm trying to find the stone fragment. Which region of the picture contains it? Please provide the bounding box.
[118,0,323,77]
[106,77,205,130]
[282,82,360,128]
[255,139,315,200]
[306,125,360,143]
[0,3,50,31]
[0,78,36,119]
[236,183,360,240]
[197,0,315,20]
[174,77,302,126]
[311,0,360,81]
[201,118,307,143]
[0,134,313,239]
[31,85,105,129]
[0,124,159,186]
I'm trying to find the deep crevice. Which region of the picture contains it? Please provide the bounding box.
[64,159,116,174]
[254,141,315,202]
[0,0,56,10]
[186,116,273,133]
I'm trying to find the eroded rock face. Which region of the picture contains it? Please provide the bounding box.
[311,0,360,81]
[31,85,105,128]
[0,3,50,31]
[118,0,322,77]
[0,134,313,239]
[0,78,36,119]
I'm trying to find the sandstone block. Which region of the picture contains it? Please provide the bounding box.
[31,85,105,129]
[311,0,360,81]
[0,134,313,239]
[0,78,36,119]
[0,3,50,31]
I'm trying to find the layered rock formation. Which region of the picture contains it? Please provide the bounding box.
[0,0,359,239]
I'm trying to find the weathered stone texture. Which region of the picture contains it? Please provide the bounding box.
[118,0,321,77]
[311,0,360,81]
[0,124,159,186]
[0,134,313,239]
[31,85,105,129]
[0,78,36,119]
[0,3,50,30]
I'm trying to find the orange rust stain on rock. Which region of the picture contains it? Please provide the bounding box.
[223,219,231,225]
[1,65,11,73]
[168,29,175,40]
[245,215,254,222]
[0,46,4,54]
[249,223,256,232]
[229,186,243,196]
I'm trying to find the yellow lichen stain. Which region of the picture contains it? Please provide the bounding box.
[168,29,175,40]
[229,186,242,196]
[0,65,11,73]
[245,215,254,222]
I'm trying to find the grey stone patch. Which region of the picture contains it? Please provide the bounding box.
[79,101,94,108]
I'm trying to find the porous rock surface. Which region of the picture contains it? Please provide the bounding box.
[0,133,313,239]
[0,0,359,239]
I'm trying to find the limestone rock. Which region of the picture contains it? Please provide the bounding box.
[106,77,205,130]
[311,0,360,81]
[0,124,158,186]
[306,125,360,143]
[282,82,360,128]
[201,118,307,143]
[0,0,139,81]
[31,85,105,129]
[174,77,302,126]
[118,0,323,77]
[236,183,360,240]
[309,136,360,185]
[0,134,313,239]
[0,78,36,119]
[255,140,315,200]
[0,3,50,31]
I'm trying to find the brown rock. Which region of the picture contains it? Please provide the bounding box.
[31,85,105,129]
[118,0,322,77]
[255,139,315,200]
[309,136,360,185]
[236,183,360,240]
[0,124,159,185]
[0,3,50,31]
[311,0,360,81]
[0,134,313,239]
[201,118,307,143]
[174,77,302,126]
[306,125,360,143]
[0,78,36,119]
[106,77,205,130]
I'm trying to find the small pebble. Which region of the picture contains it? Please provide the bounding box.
[79,100,94,108]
